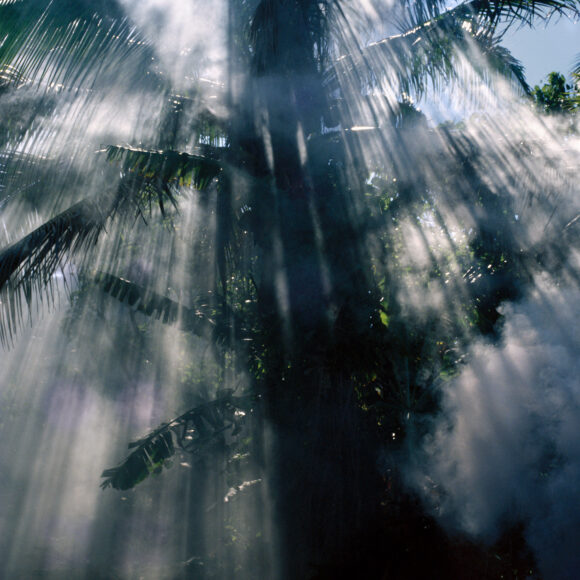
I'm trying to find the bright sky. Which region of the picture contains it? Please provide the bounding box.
[502,17,580,87]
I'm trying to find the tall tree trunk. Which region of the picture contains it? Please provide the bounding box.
[227,2,384,575]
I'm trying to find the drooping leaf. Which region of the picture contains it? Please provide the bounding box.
[0,198,107,345]
[104,145,223,191]
[484,43,530,93]
[100,391,250,490]
[0,173,157,345]
[95,270,216,338]
[0,1,153,93]
[331,1,535,99]
[100,430,175,491]
[399,0,580,31]
[472,0,580,26]
[0,199,105,287]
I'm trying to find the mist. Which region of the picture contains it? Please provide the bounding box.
[410,270,580,578]
[1,0,580,578]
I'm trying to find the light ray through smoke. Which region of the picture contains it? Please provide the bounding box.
[1,0,579,578]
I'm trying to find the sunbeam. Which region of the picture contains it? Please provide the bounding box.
[1,0,580,578]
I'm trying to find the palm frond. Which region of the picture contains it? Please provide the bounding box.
[472,0,580,27]
[398,0,450,29]
[399,0,580,32]
[104,145,223,192]
[0,198,107,345]
[0,199,104,288]
[330,7,467,98]
[0,142,221,345]
[0,1,153,93]
[94,270,251,349]
[100,391,250,490]
[0,171,152,345]
[330,0,542,99]
[484,42,530,92]
[95,271,217,339]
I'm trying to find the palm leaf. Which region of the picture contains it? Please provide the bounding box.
[94,270,252,350]
[95,271,217,339]
[472,0,580,26]
[331,0,579,100]
[483,42,529,92]
[100,391,249,490]
[0,1,152,93]
[104,145,223,191]
[0,199,105,288]
[0,144,222,344]
[0,198,107,345]
[0,172,160,345]
[331,2,530,98]
[400,0,580,30]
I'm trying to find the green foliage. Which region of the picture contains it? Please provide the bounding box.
[532,71,579,114]
[104,145,222,192]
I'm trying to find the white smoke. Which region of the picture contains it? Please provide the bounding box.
[411,268,580,579]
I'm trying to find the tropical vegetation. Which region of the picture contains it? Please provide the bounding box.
[1,0,580,577]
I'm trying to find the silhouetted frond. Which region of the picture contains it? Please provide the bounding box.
[0,199,105,288]
[484,43,529,92]
[95,271,216,339]
[101,392,250,490]
[472,0,580,27]
[328,17,450,97]
[0,146,222,344]
[94,270,250,349]
[0,198,108,345]
[104,145,223,192]
[331,0,580,99]
[399,0,580,31]
[0,1,152,92]
[0,174,156,345]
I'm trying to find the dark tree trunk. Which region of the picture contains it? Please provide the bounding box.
[264,370,382,578]
[227,3,385,575]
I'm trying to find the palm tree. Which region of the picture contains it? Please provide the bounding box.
[1,0,580,577]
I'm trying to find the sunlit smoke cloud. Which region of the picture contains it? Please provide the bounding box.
[341,34,580,577]
[409,271,580,578]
